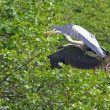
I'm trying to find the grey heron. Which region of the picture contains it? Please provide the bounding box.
[45,24,107,58]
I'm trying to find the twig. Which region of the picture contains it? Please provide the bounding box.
[0,48,39,85]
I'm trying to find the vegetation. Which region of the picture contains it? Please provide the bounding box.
[0,0,110,109]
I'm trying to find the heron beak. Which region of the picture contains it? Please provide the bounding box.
[44,29,58,37]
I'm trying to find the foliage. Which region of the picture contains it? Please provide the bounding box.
[0,0,110,109]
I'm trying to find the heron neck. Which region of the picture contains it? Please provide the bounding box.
[65,35,84,46]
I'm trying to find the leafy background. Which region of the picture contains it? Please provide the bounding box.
[0,0,110,109]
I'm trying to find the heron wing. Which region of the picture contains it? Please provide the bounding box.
[49,45,102,69]
[71,25,105,58]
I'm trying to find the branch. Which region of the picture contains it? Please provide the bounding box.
[0,48,39,85]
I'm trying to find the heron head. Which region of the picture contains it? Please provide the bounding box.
[44,24,73,37]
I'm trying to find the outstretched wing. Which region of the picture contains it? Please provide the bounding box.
[48,44,102,69]
[52,24,106,58]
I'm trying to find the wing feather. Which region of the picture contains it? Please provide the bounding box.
[71,25,106,58]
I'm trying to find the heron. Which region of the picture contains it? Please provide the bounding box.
[45,24,110,70]
[45,24,107,58]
